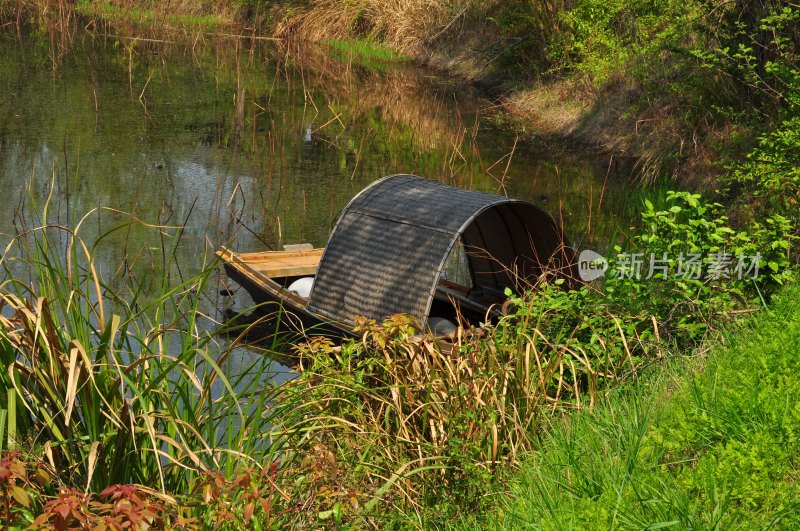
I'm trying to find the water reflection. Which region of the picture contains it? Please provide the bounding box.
[0,21,637,379]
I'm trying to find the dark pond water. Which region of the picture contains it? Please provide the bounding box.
[0,23,638,377]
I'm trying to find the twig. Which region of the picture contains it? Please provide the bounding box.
[100,33,174,43]
[139,70,153,103]
[205,32,282,41]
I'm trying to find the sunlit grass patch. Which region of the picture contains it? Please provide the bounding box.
[498,283,800,529]
[76,0,227,29]
[328,38,410,71]
[328,38,409,62]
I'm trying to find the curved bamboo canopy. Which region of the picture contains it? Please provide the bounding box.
[308,174,574,325]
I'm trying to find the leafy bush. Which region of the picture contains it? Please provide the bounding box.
[551,0,689,83]
[607,191,792,323]
[506,191,793,378]
[689,1,800,114]
[726,115,800,218]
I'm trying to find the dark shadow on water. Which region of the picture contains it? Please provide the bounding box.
[218,306,307,368]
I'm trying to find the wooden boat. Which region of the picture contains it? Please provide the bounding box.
[217,244,355,338]
[217,174,575,340]
[217,245,513,339]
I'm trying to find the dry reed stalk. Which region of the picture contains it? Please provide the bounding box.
[276,0,478,56]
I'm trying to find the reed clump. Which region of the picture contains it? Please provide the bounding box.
[0,191,302,527]
[261,286,665,526]
[275,0,483,57]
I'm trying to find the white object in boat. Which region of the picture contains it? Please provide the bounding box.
[284,243,314,252]
[288,277,315,298]
[427,317,457,336]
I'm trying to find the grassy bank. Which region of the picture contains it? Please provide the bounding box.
[0,180,793,528]
[498,281,800,528]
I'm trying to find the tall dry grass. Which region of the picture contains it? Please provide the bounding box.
[276,0,482,56]
[262,276,663,526]
[0,181,286,496]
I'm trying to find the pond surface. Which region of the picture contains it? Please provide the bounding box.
[0,22,638,376]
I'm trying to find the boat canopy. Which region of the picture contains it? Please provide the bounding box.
[307,174,573,326]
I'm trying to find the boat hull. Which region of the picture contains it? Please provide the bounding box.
[218,249,355,341]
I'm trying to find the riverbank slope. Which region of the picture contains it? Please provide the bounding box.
[497,281,800,528]
[12,0,797,212]
[49,0,800,188]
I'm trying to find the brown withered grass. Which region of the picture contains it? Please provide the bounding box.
[276,0,481,56]
[267,286,659,525]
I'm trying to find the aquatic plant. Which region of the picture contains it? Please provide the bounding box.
[0,185,284,497]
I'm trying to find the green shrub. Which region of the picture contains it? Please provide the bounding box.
[726,115,800,218]
[506,190,792,376]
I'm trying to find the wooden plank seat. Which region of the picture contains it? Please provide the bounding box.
[218,247,324,279]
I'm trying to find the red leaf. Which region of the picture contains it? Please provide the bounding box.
[258,498,272,518]
[55,503,71,519]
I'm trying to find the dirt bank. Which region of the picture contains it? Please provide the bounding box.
[273,2,733,189]
[13,0,743,188]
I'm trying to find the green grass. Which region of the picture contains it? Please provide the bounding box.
[76,0,225,29]
[497,283,800,529]
[328,38,411,71]
[328,38,410,62]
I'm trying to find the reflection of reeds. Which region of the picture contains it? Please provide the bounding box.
[1,5,520,187]
[3,7,630,257]
[276,40,482,159]
[4,0,77,69]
